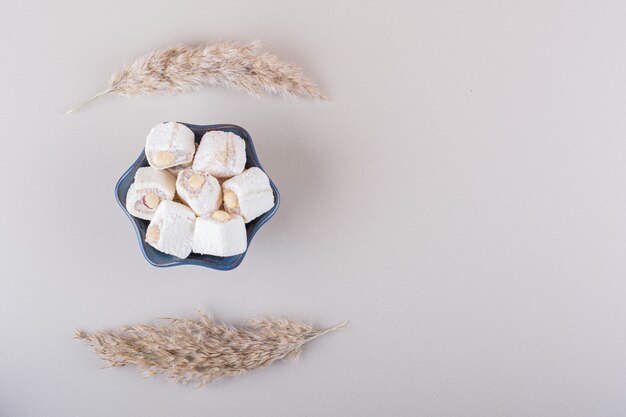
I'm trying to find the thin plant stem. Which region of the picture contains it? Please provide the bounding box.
[66,89,112,114]
[304,321,350,343]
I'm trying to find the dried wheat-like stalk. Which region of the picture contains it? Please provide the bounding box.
[67,41,326,113]
[74,312,347,386]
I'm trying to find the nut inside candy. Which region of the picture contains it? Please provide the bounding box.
[211,210,231,221]
[146,225,160,242]
[143,193,161,209]
[223,191,239,209]
[152,151,175,167]
[188,174,205,189]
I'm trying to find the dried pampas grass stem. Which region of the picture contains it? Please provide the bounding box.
[67,41,326,113]
[75,312,347,386]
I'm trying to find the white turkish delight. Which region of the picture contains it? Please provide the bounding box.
[145,201,196,259]
[192,130,246,178]
[145,122,196,169]
[125,167,176,220]
[192,211,247,257]
[176,169,222,217]
[222,167,274,223]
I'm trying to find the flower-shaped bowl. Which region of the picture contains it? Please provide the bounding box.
[114,123,280,270]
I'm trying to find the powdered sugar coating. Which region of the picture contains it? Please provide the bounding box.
[222,167,274,223]
[146,122,196,169]
[145,201,196,259]
[192,130,246,178]
[192,214,247,257]
[176,169,222,217]
[125,167,176,220]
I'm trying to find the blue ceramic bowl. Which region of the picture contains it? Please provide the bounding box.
[115,123,280,270]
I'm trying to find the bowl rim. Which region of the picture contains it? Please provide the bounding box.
[114,123,280,270]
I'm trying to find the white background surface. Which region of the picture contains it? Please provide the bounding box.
[1,1,626,416]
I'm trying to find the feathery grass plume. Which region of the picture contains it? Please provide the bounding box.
[67,41,327,113]
[74,312,347,386]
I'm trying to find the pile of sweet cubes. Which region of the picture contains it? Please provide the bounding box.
[126,122,274,258]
